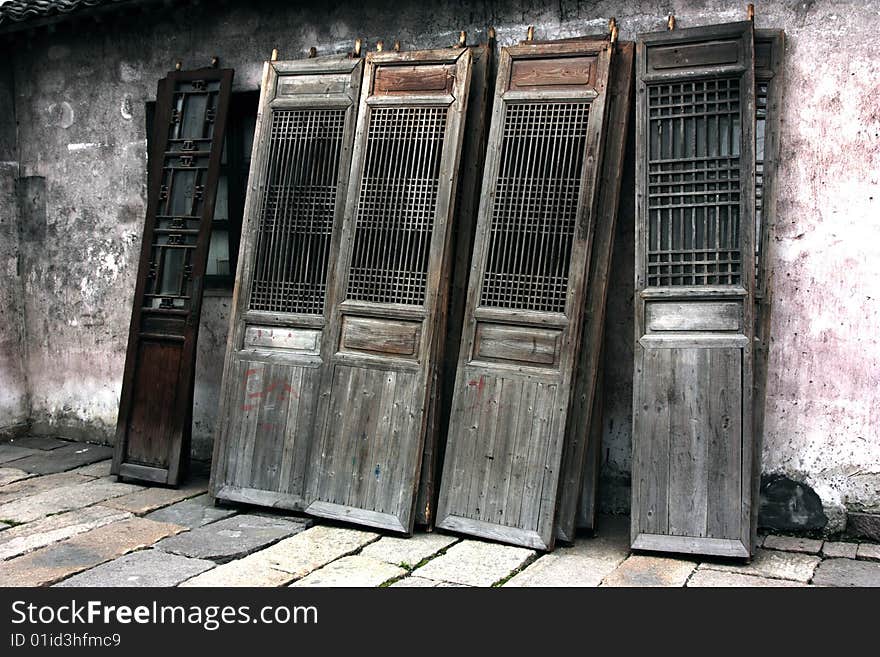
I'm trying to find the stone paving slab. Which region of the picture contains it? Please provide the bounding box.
[506,515,630,587]
[763,535,823,555]
[846,512,880,542]
[145,494,237,528]
[0,468,32,487]
[56,549,215,587]
[601,555,697,587]
[700,548,820,583]
[0,444,40,464]
[0,472,92,506]
[102,478,208,514]
[0,517,184,587]
[5,443,113,475]
[856,543,880,561]
[822,541,858,559]
[0,505,132,560]
[0,477,143,524]
[389,576,441,588]
[687,569,807,587]
[812,558,880,586]
[155,514,311,563]
[69,460,112,478]
[9,436,69,451]
[291,555,405,587]
[180,526,379,587]
[413,540,536,587]
[360,532,457,568]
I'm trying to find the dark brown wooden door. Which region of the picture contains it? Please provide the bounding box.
[210,55,363,509]
[113,67,233,486]
[304,48,473,533]
[436,40,613,550]
[631,22,757,558]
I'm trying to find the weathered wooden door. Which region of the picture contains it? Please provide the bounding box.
[210,55,363,510]
[418,41,494,527]
[631,22,757,558]
[752,29,784,539]
[436,39,613,550]
[305,48,473,533]
[555,39,634,541]
[113,67,233,485]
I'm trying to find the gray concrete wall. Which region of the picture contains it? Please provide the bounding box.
[3,0,878,530]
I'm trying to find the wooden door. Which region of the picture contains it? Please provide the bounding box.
[555,40,634,541]
[304,48,473,533]
[631,22,757,558]
[417,41,494,527]
[209,55,363,510]
[752,29,784,541]
[436,39,613,550]
[113,67,233,486]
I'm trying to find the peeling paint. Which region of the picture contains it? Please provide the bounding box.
[66,142,102,152]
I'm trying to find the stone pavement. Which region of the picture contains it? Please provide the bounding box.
[0,437,879,587]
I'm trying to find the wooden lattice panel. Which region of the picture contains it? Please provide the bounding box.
[209,55,363,513]
[145,76,224,310]
[646,78,743,286]
[755,79,768,280]
[248,108,346,315]
[345,105,447,306]
[479,101,590,313]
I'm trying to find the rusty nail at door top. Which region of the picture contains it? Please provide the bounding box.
[526,25,535,41]
[667,14,676,30]
[747,3,755,20]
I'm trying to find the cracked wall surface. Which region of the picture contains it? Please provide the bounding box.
[1,0,878,530]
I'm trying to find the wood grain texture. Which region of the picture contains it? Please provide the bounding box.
[209,55,363,511]
[437,38,613,550]
[374,64,454,95]
[509,56,595,90]
[114,67,233,486]
[631,21,756,559]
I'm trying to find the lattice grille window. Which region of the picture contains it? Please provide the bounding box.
[479,102,590,313]
[345,106,447,306]
[249,108,346,315]
[646,78,742,286]
[144,78,224,310]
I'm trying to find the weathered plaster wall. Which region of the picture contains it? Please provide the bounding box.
[0,63,28,435]
[5,0,879,529]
